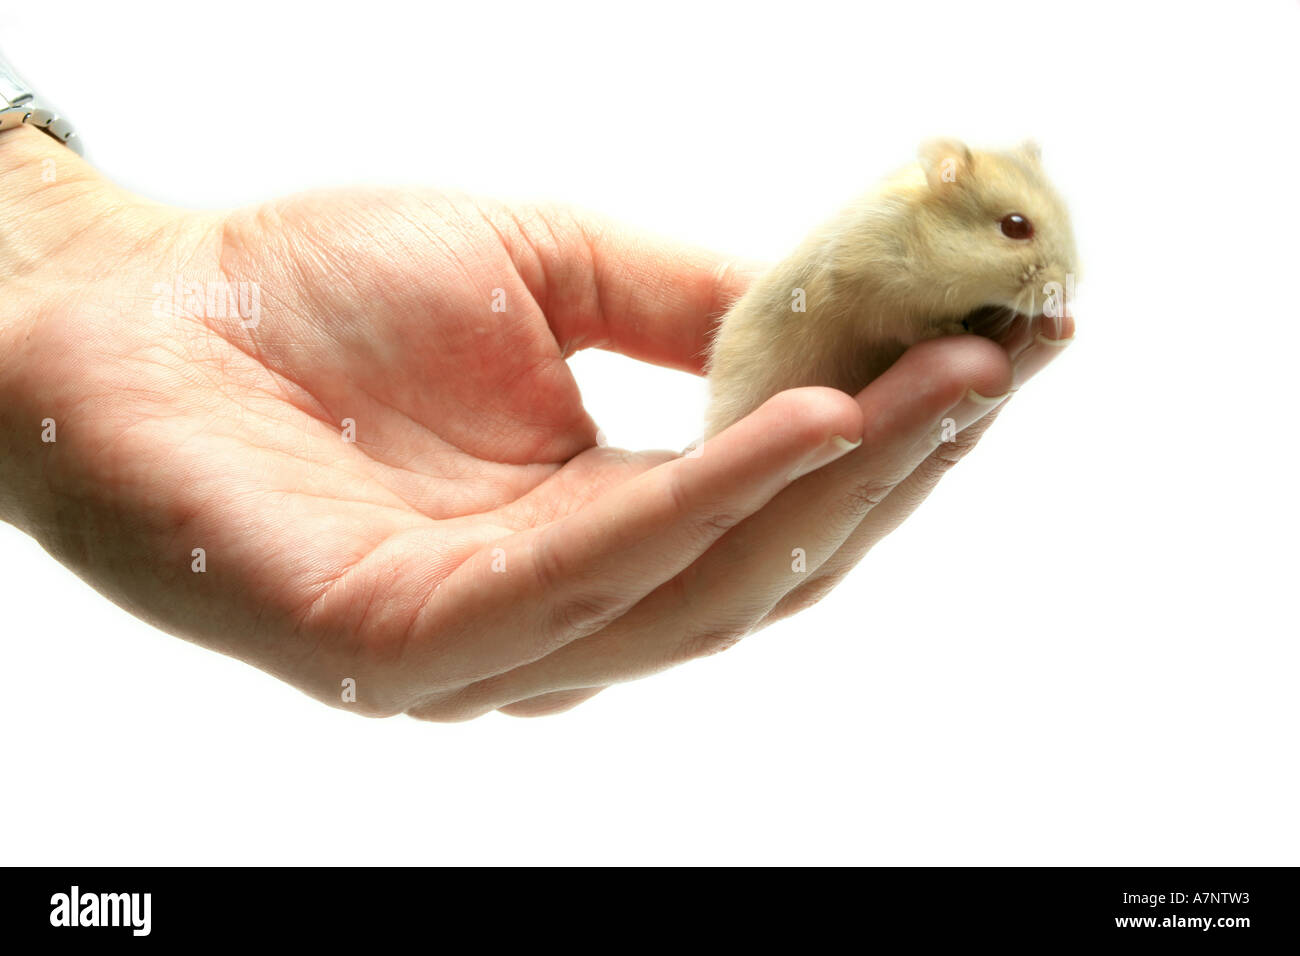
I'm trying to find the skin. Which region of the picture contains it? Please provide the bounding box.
[0,126,1073,720]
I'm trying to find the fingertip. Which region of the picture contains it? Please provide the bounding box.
[702,385,864,452]
[1010,311,1076,387]
[758,386,866,448]
[1038,310,1076,344]
[873,336,1013,419]
[690,386,865,488]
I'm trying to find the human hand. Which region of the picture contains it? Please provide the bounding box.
[0,128,1072,719]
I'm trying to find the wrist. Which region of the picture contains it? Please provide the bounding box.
[0,129,80,526]
[0,125,112,285]
[0,127,181,531]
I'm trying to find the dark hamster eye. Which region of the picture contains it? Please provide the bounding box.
[1000,213,1034,240]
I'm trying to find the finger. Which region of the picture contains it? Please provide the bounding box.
[479,201,763,374]
[770,400,1008,620]
[497,687,606,718]
[775,312,1075,616]
[402,385,864,703]
[442,336,1013,714]
[1009,311,1075,386]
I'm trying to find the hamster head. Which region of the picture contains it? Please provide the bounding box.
[905,138,1078,333]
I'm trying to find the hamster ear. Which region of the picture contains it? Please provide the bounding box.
[1018,139,1043,164]
[918,138,973,190]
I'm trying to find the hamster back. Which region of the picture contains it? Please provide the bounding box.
[702,139,1078,437]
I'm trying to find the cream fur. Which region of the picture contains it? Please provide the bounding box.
[702,139,1078,437]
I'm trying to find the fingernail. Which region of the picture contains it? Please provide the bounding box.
[787,434,862,481]
[938,388,1012,439]
[967,387,1009,405]
[1011,331,1074,388]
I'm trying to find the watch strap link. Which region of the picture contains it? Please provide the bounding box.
[0,55,82,155]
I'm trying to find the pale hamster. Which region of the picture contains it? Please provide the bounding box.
[703,139,1078,436]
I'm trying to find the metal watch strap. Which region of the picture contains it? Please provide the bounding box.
[0,52,82,155]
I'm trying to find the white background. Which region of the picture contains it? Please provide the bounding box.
[2,1,1297,865]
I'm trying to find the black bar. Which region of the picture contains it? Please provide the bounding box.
[4,866,1295,946]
